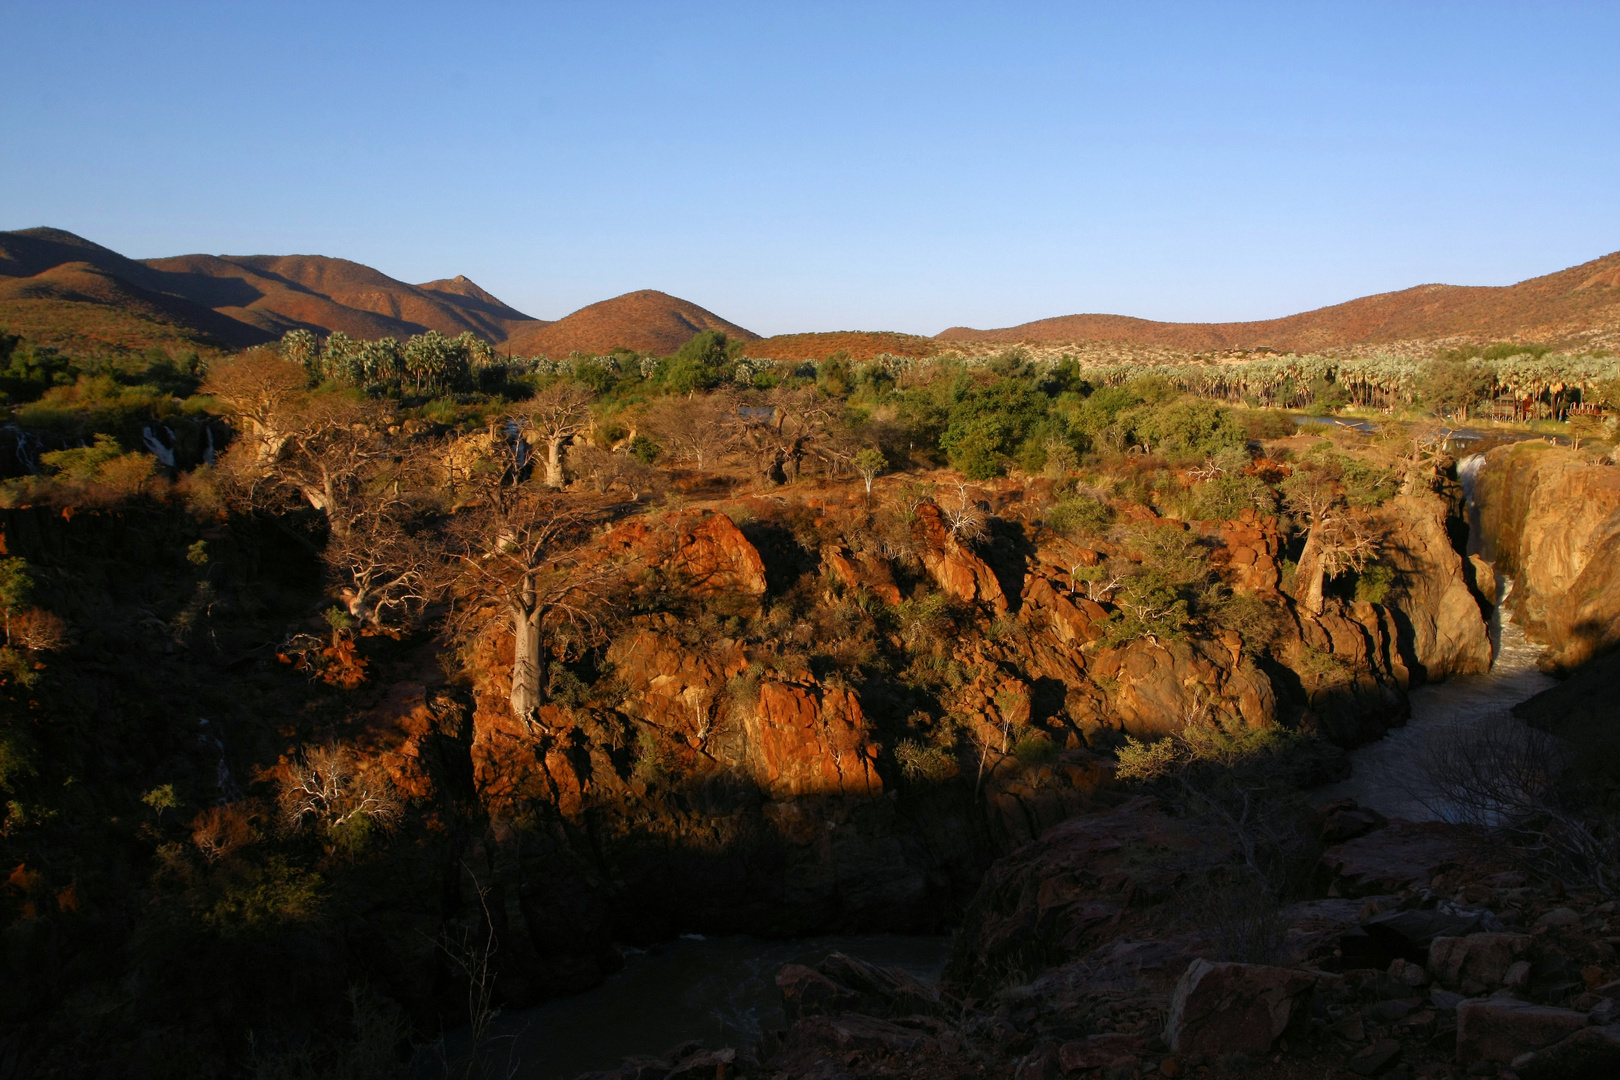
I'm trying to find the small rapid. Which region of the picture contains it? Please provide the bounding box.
[1318,451,1557,820]
[1317,578,1556,820]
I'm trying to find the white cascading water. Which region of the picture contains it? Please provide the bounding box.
[1318,452,1557,820]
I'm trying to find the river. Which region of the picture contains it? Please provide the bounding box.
[1316,452,1556,820]
[439,933,951,1080]
[1315,577,1556,821]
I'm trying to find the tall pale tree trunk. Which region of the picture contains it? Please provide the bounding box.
[545,438,567,489]
[510,600,545,723]
[1297,524,1327,616]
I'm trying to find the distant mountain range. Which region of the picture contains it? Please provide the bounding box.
[3,226,1618,359]
[939,252,1620,353]
[0,228,754,357]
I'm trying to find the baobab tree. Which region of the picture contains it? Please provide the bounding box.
[448,452,620,727]
[201,348,309,465]
[1282,464,1379,615]
[731,386,840,485]
[325,508,433,627]
[518,383,594,488]
[271,395,403,534]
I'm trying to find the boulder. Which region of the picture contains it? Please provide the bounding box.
[745,681,882,798]
[602,509,768,598]
[777,964,864,1020]
[1322,821,1461,897]
[1058,1034,1143,1071]
[1347,1038,1402,1076]
[1475,444,1620,672]
[1164,959,1319,1056]
[1513,1023,1620,1080]
[912,502,1008,611]
[782,1013,930,1055]
[1317,798,1388,843]
[944,798,1214,995]
[1454,997,1589,1065]
[1428,933,1533,988]
[780,952,940,1019]
[1363,907,1495,962]
[1083,636,1278,740]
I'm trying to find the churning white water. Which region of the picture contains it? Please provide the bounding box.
[1317,579,1556,821]
[1319,451,1557,820]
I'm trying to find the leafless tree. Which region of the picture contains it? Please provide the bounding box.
[10,608,69,652]
[326,510,434,626]
[641,391,735,471]
[731,387,842,485]
[1420,718,1618,893]
[1072,560,1127,603]
[1397,420,1454,496]
[273,395,405,533]
[191,803,259,864]
[567,442,656,500]
[517,384,594,489]
[941,481,988,542]
[448,462,621,728]
[1282,465,1379,615]
[201,348,309,466]
[278,744,402,835]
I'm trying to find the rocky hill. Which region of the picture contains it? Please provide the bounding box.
[0,227,542,351]
[502,289,757,357]
[939,250,1620,353]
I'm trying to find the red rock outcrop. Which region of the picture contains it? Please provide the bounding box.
[1378,493,1492,680]
[912,502,1007,611]
[1079,637,1277,740]
[1476,443,1620,671]
[603,508,768,598]
[821,544,902,605]
[1211,507,1283,594]
[745,680,883,798]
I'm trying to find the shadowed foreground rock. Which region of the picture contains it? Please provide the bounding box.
[1163,959,1320,1055]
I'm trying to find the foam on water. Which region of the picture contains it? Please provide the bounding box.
[1319,452,1556,819]
[1317,579,1556,821]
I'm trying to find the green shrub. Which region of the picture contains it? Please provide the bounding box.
[629,434,661,463]
[1352,563,1395,605]
[1125,399,1243,458]
[1188,475,1271,521]
[1012,731,1059,764]
[40,434,124,480]
[895,739,957,782]
[1235,409,1299,440]
[1048,495,1113,536]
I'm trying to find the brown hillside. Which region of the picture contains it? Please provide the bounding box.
[141,253,540,343]
[0,227,543,353]
[939,251,1620,352]
[743,331,940,363]
[504,290,756,357]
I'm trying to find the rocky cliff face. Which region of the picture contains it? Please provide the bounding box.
[1475,444,1620,672]
[1379,493,1494,682]
[340,472,1509,1005]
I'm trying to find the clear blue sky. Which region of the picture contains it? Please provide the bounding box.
[3,1,1617,336]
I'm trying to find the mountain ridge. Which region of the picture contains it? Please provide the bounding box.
[937,250,1620,352]
[4,227,1620,359]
